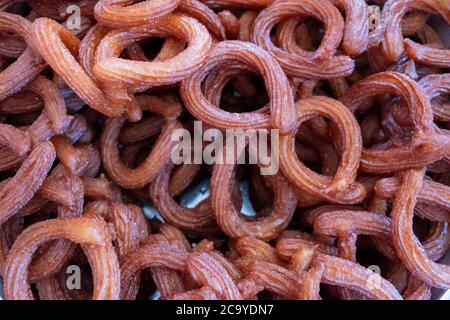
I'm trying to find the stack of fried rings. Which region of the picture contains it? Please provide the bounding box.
[0,0,449,300]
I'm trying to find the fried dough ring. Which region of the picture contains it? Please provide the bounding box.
[310,254,402,300]
[181,40,296,135]
[211,147,296,241]
[252,0,354,79]
[100,95,183,189]
[149,165,219,235]
[313,210,395,299]
[280,96,366,204]
[375,0,450,63]
[3,216,120,300]
[93,14,212,100]
[390,168,450,288]
[340,71,450,173]
[0,128,100,280]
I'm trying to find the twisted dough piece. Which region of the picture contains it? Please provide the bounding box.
[0,124,31,157]
[375,176,450,222]
[181,40,296,135]
[88,201,148,256]
[235,235,402,300]
[405,38,450,68]
[422,222,450,263]
[121,138,200,201]
[94,0,181,28]
[120,236,189,300]
[78,23,109,80]
[238,10,257,42]
[77,23,142,121]
[280,96,366,204]
[0,13,46,101]
[418,74,450,122]
[235,258,298,299]
[93,14,212,101]
[3,216,120,300]
[181,252,242,299]
[32,18,124,117]
[0,109,90,173]
[306,254,403,300]
[390,168,450,289]
[0,32,27,59]
[401,11,429,36]
[369,190,450,265]
[393,74,450,124]
[236,236,283,265]
[34,197,137,300]
[329,0,369,57]
[211,144,296,240]
[340,71,450,173]
[276,239,403,300]
[25,75,72,136]
[252,0,354,79]
[368,21,442,75]
[218,10,239,40]
[373,0,449,64]
[0,142,55,226]
[118,115,165,144]
[298,263,324,300]
[179,0,226,41]
[275,0,369,58]
[101,95,183,189]
[150,225,190,300]
[313,210,436,299]
[26,166,85,283]
[0,122,100,279]
[149,164,219,235]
